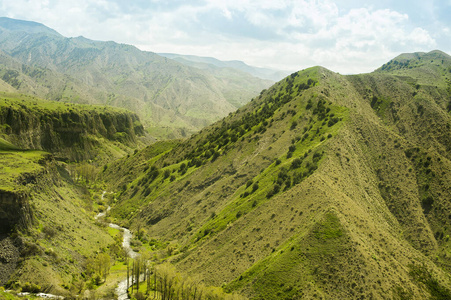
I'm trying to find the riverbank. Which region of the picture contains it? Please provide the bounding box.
[94,196,139,300]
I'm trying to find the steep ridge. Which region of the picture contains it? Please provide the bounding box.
[102,50,451,299]
[0,92,144,162]
[0,17,273,139]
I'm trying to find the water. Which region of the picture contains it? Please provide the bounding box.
[96,191,140,300]
[112,223,139,300]
[108,224,139,260]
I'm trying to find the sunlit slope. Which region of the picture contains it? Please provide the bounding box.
[103,51,451,299]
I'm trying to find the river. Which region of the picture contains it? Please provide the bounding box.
[96,192,139,300]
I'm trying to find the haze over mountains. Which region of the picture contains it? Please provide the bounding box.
[0,17,276,139]
[158,53,288,82]
[1,15,451,300]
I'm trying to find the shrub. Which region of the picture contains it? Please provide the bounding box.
[327,117,339,127]
[135,292,146,300]
[266,184,281,198]
[43,226,57,239]
[22,282,41,293]
[252,182,259,193]
[291,158,302,169]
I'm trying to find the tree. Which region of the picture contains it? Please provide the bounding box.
[98,253,111,281]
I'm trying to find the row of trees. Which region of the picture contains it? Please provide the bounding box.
[68,162,98,183]
[126,260,246,300]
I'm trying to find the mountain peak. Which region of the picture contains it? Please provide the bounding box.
[376,50,451,73]
[0,17,61,37]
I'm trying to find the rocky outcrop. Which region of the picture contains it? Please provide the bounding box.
[0,235,21,285]
[0,99,144,161]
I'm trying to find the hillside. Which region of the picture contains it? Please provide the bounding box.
[0,92,144,163]
[0,92,148,297]
[0,142,117,297]
[0,17,273,139]
[102,50,451,299]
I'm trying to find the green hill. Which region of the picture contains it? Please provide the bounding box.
[0,17,273,139]
[101,50,451,299]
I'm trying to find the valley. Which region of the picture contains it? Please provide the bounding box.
[1,15,451,300]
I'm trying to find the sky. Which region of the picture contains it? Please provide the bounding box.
[0,0,450,74]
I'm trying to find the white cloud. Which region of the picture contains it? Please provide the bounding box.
[0,0,446,74]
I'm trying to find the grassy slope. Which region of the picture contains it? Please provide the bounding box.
[102,51,451,299]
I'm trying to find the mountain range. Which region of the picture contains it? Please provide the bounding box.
[158,53,288,82]
[0,17,277,140]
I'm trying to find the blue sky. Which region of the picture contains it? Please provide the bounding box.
[1,0,450,74]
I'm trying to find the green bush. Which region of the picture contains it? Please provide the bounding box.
[252,182,259,193]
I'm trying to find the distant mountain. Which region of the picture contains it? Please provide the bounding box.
[159,52,289,81]
[0,17,273,139]
[102,50,451,299]
[0,17,61,37]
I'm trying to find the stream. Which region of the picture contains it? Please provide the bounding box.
[112,222,138,300]
[96,192,139,300]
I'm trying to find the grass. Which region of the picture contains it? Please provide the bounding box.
[191,101,347,244]
[0,92,128,114]
[0,150,48,191]
[94,260,128,299]
[226,212,347,299]
[108,226,121,238]
[0,146,117,296]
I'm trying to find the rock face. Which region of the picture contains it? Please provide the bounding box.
[0,190,32,234]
